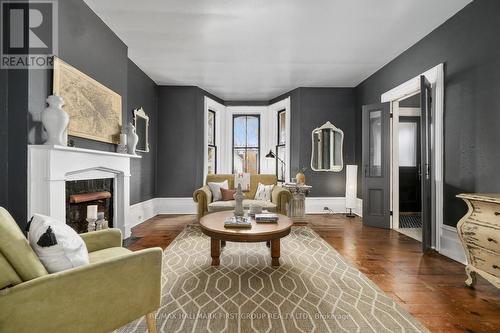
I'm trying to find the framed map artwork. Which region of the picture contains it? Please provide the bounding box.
[53,57,122,144]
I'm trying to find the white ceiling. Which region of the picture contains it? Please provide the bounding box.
[83,0,470,101]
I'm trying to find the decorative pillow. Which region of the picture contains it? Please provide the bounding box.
[221,188,237,201]
[27,214,89,273]
[254,183,274,202]
[208,180,228,202]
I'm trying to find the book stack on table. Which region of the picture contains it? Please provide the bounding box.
[224,216,252,228]
[255,213,279,223]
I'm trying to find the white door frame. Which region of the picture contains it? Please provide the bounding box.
[390,95,421,231]
[381,63,444,250]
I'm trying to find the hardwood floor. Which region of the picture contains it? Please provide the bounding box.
[127,214,500,333]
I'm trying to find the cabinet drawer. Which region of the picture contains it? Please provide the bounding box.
[462,223,500,254]
[469,246,500,278]
[470,200,500,227]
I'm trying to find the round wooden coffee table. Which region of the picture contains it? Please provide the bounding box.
[199,211,293,266]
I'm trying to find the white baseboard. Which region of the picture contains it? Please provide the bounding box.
[155,197,197,214]
[356,198,363,217]
[128,198,197,232]
[439,225,466,264]
[129,198,157,229]
[305,197,362,217]
[305,197,345,214]
[129,197,363,229]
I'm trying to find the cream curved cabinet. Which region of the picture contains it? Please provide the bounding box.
[457,193,500,289]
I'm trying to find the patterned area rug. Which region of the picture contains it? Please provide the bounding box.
[117,225,428,333]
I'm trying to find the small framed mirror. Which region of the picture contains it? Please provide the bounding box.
[311,121,344,172]
[134,107,150,152]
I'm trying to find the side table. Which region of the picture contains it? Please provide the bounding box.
[283,184,312,223]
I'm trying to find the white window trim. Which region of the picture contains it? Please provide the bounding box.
[204,97,291,182]
[268,97,291,182]
[225,106,268,174]
[203,97,226,181]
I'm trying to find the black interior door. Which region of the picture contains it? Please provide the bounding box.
[420,76,432,251]
[362,103,391,228]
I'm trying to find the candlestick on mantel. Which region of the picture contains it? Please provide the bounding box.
[117,133,128,154]
[87,205,98,220]
[120,133,127,145]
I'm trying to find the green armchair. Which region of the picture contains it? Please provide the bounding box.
[0,207,162,333]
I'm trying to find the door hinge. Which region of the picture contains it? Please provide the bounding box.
[390,211,393,216]
[390,113,393,118]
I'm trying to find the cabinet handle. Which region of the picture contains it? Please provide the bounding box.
[487,237,497,243]
[495,212,500,216]
[493,265,499,270]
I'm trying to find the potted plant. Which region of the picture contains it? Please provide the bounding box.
[295,166,308,185]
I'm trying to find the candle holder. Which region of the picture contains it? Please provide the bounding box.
[117,142,128,154]
[117,133,128,154]
[96,220,103,231]
[86,218,97,232]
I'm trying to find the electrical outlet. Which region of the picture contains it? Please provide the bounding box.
[324,207,334,214]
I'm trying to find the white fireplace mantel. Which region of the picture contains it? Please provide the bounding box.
[28,145,141,238]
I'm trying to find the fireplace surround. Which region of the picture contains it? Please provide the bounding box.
[28,145,141,237]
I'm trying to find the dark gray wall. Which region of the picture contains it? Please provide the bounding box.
[49,0,156,205]
[271,88,357,197]
[128,59,158,204]
[2,0,159,229]
[156,86,357,198]
[28,0,128,152]
[0,70,8,210]
[1,68,29,229]
[156,86,201,196]
[156,86,224,197]
[59,0,128,148]
[355,0,500,227]
[27,0,129,149]
[56,0,157,205]
[155,86,225,197]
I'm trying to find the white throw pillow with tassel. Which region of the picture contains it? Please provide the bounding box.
[27,214,89,273]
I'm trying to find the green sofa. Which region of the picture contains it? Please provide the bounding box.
[0,207,162,333]
[193,174,291,219]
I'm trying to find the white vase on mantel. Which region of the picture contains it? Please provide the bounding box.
[42,95,69,146]
[127,122,138,155]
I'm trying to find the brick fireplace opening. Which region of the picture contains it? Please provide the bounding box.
[65,179,114,233]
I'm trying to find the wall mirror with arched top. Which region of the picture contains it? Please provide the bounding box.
[134,107,150,152]
[311,121,344,172]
